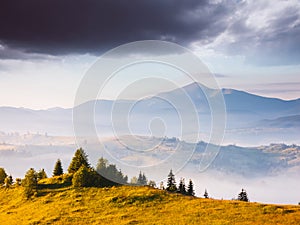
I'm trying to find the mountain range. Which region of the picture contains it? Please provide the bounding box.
[0,82,299,145]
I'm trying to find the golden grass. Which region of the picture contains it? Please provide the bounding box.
[0,185,300,225]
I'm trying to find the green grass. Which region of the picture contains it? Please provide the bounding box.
[0,184,300,225]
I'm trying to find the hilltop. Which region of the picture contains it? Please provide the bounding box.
[0,185,299,225]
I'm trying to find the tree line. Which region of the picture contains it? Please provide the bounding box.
[0,147,249,202]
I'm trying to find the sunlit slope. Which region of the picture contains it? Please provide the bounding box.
[0,186,300,225]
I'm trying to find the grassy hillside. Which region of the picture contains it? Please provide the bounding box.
[0,185,300,225]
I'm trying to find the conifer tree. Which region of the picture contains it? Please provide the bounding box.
[96,157,108,173]
[137,171,147,185]
[166,169,177,192]
[72,165,90,187]
[238,189,249,202]
[37,169,47,180]
[187,179,195,196]
[178,178,186,195]
[68,148,90,173]
[204,189,209,198]
[22,168,38,199]
[53,159,63,176]
[72,165,102,187]
[0,167,7,184]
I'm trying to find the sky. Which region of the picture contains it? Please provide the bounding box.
[0,0,300,109]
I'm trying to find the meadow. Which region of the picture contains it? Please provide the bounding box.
[0,184,299,225]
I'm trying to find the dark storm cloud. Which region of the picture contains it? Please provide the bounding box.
[0,0,232,57]
[1,0,300,66]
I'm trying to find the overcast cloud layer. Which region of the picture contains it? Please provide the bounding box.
[1,0,300,65]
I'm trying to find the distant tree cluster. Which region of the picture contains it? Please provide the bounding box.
[137,171,147,185]
[0,147,254,204]
[69,149,118,188]
[96,157,128,184]
[130,171,155,186]
[162,169,195,196]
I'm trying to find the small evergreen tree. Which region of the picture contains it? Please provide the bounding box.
[0,167,7,185]
[238,189,249,202]
[72,165,90,187]
[166,169,177,192]
[68,148,90,173]
[187,179,195,196]
[137,171,147,185]
[204,189,209,198]
[178,178,186,195]
[53,159,63,176]
[96,157,108,173]
[37,169,47,180]
[22,168,38,199]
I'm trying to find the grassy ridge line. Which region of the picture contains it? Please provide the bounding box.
[0,186,300,225]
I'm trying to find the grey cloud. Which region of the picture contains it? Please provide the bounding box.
[0,0,232,57]
[1,0,300,66]
[0,44,59,61]
[221,1,300,66]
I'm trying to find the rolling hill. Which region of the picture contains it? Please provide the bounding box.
[0,185,300,225]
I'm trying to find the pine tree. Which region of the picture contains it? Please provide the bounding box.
[166,169,177,192]
[238,189,249,202]
[0,167,7,184]
[204,189,209,198]
[72,165,102,188]
[53,159,63,176]
[96,157,108,174]
[178,178,186,195]
[72,165,90,187]
[37,169,47,180]
[187,179,195,196]
[137,171,147,185]
[68,148,90,173]
[22,168,38,199]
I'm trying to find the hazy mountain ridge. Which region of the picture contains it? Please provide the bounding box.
[0,83,299,145]
[0,133,299,178]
